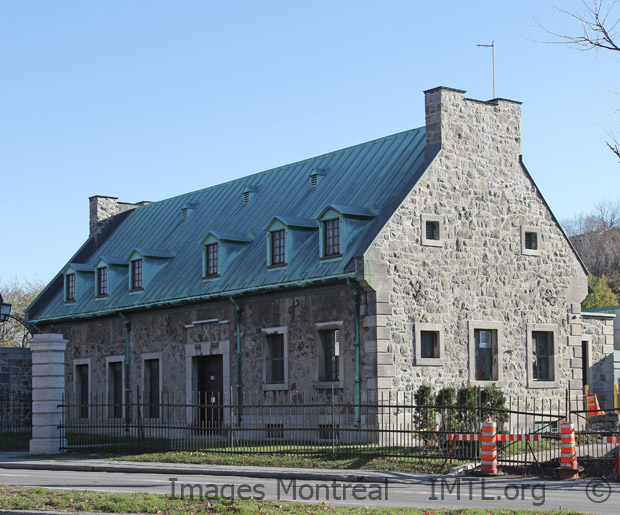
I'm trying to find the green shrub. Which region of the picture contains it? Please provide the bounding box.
[414,384,436,430]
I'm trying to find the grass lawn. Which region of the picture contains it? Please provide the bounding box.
[0,486,591,514]
[109,449,460,474]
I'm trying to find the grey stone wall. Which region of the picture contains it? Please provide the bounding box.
[43,285,363,405]
[0,347,32,394]
[582,313,616,404]
[362,87,589,399]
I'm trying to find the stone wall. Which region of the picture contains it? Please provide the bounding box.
[582,313,616,403]
[43,284,364,407]
[362,87,588,399]
[0,347,32,394]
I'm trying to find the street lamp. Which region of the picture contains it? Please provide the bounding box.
[0,293,11,322]
[0,293,41,344]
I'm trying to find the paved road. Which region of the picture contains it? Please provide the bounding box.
[1,467,620,513]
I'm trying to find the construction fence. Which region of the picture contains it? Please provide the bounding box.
[55,386,620,469]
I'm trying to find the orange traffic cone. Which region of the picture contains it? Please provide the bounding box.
[586,393,604,417]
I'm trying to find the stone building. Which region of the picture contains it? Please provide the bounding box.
[27,87,607,426]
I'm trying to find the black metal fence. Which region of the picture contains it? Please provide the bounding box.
[0,386,32,452]
[57,387,610,467]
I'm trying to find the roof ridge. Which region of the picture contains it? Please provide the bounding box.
[141,126,425,206]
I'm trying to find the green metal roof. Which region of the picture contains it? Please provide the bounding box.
[28,127,429,322]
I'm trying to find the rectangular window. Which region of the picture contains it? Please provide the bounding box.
[271,230,286,266]
[143,358,160,418]
[525,232,538,250]
[205,243,219,277]
[532,331,554,381]
[421,331,440,359]
[131,259,143,290]
[475,329,497,381]
[97,267,108,296]
[319,329,340,382]
[265,333,285,384]
[75,364,89,419]
[425,221,439,241]
[65,274,76,302]
[108,361,123,418]
[323,219,340,257]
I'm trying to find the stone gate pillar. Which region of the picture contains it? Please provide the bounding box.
[29,333,67,454]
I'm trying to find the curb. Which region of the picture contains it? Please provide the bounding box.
[0,461,409,485]
[447,462,477,475]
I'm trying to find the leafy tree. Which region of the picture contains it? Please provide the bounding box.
[0,277,44,347]
[582,274,619,309]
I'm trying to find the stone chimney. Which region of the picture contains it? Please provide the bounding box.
[423,86,522,160]
[89,195,151,236]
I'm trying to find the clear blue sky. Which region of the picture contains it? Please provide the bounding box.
[1,0,619,285]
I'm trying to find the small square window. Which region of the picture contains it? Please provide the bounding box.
[421,331,440,359]
[97,267,108,297]
[414,323,444,366]
[65,273,76,302]
[270,230,286,266]
[205,243,219,277]
[525,232,537,250]
[131,259,143,290]
[426,221,439,241]
[421,214,443,247]
[521,226,541,256]
[323,219,341,257]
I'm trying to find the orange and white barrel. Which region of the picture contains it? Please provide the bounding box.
[480,418,498,475]
[559,421,580,479]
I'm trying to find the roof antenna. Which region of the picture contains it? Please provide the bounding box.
[477,40,495,98]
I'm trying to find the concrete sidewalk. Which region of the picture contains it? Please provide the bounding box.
[0,453,457,484]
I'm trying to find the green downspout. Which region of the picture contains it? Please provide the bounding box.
[229,297,242,425]
[346,279,361,428]
[119,312,131,432]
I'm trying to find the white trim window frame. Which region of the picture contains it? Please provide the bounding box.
[314,321,344,389]
[421,214,443,247]
[414,323,445,366]
[262,326,289,391]
[73,358,91,419]
[526,323,560,388]
[468,321,503,385]
[521,225,541,256]
[105,355,126,419]
[141,352,163,419]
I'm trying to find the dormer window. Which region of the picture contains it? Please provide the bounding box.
[131,259,143,290]
[315,204,375,260]
[323,219,340,257]
[97,267,108,297]
[65,274,76,302]
[270,230,286,266]
[205,243,219,277]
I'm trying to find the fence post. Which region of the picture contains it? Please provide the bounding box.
[29,333,68,454]
[614,384,618,412]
